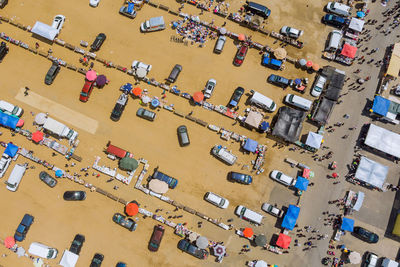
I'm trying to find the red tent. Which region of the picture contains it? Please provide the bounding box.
[192,92,204,103]
[332,172,338,178]
[243,228,254,238]
[125,202,139,216]
[106,143,128,158]
[341,43,357,59]
[276,233,291,249]
[31,131,44,143]
[306,61,313,67]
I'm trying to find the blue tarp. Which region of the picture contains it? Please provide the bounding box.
[259,121,270,131]
[0,112,19,130]
[281,205,300,230]
[372,96,390,117]
[4,143,18,157]
[122,83,133,92]
[127,3,135,13]
[243,138,258,153]
[294,176,309,191]
[341,217,354,232]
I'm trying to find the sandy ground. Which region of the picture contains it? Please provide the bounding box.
[0,0,395,267]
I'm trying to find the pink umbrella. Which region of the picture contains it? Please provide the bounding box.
[332,172,338,178]
[86,70,97,81]
[4,236,15,248]
[306,61,313,68]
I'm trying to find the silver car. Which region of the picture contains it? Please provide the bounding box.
[204,192,229,209]
[204,79,216,99]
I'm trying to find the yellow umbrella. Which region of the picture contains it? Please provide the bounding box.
[274,48,287,59]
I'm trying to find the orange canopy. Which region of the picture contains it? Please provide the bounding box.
[340,43,357,59]
[131,87,142,96]
[312,63,320,71]
[192,92,204,103]
[31,131,44,143]
[4,236,15,248]
[276,233,291,249]
[125,202,139,216]
[243,227,254,238]
[238,34,246,41]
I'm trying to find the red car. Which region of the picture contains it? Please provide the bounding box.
[233,44,248,66]
[79,80,95,102]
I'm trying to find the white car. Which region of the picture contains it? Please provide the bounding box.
[280,26,303,39]
[0,153,11,178]
[204,79,217,99]
[262,203,284,218]
[270,170,297,186]
[89,0,100,7]
[204,192,229,209]
[326,2,351,17]
[363,252,378,267]
[131,60,152,74]
[51,15,65,32]
[311,75,327,97]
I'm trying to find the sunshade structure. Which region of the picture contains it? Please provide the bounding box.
[354,156,388,189]
[0,112,20,130]
[276,233,291,249]
[131,87,142,97]
[306,61,313,68]
[259,121,269,132]
[4,143,18,157]
[312,63,320,71]
[254,260,268,267]
[31,131,44,143]
[31,21,58,41]
[96,75,107,87]
[16,246,25,257]
[85,70,97,82]
[196,236,209,249]
[305,132,323,149]
[34,113,47,125]
[341,217,354,232]
[341,43,357,59]
[188,232,199,242]
[348,251,361,264]
[274,48,287,60]
[371,96,391,117]
[119,157,138,171]
[295,176,309,191]
[243,227,254,238]
[254,234,267,247]
[243,138,258,153]
[55,170,63,177]
[294,78,302,85]
[322,66,346,101]
[125,202,139,216]
[4,236,15,248]
[148,179,169,194]
[281,205,300,230]
[219,27,227,35]
[238,34,246,41]
[364,123,400,159]
[244,111,263,129]
[151,98,160,108]
[122,83,133,93]
[59,250,79,267]
[106,143,128,158]
[357,11,365,18]
[349,18,365,32]
[192,92,204,103]
[136,68,147,79]
[141,95,151,104]
[386,42,400,78]
[353,191,365,211]
[213,244,226,261]
[298,59,307,66]
[272,107,305,143]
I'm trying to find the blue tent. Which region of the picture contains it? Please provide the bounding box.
[281,205,300,230]
[371,96,390,117]
[122,83,133,92]
[294,176,309,191]
[341,217,354,232]
[259,121,270,132]
[357,11,365,18]
[127,3,135,13]
[243,138,258,153]
[0,112,19,130]
[4,143,18,157]
[294,78,302,85]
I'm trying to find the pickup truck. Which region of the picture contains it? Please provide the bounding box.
[212,145,237,165]
[152,170,178,189]
[14,214,34,242]
[261,53,283,70]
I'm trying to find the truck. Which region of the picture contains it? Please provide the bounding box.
[43,117,78,145]
[152,170,178,189]
[14,214,34,242]
[261,52,283,70]
[140,16,165,32]
[212,145,237,165]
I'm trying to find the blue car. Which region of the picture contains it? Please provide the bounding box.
[229,172,252,184]
[153,171,178,189]
[261,53,283,70]
[14,214,34,242]
[323,14,349,28]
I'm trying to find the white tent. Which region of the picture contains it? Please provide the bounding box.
[31,21,58,41]
[354,157,388,189]
[349,18,365,32]
[305,132,323,149]
[353,191,365,211]
[59,250,79,267]
[364,124,400,158]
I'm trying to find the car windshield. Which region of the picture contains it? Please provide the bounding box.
[219,198,225,206]
[80,92,88,97]
[276,172,282,179]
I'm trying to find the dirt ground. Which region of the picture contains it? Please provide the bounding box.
[0,0,334,266]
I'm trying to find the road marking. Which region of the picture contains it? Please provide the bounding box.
[15,88,98,134]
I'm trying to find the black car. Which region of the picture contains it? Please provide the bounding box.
[90,33,106,51]
[90,253,104,267]
[70,234,85,255]
[44,61,61,85]
[177,125,190,147]
[63,191,86,201]
[166,64,182,83]
[177,239,208,259]
[0,41,9,62]
[39,171,57,188]
[136,108,156,121]
[353,226,379,243]
[111,93,128,121]
[229,172,253,184]
[228,87,244,107]
[112,213,137,231]
[267,74,293,88]
[322,14,349,28]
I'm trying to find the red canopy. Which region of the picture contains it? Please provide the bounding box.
[125,202,139,216]
[31,131,44,143]
[243,227,254,238]
[276,233,291,249]
[303,168,310,179]
[192,92,204,103]
[4,236,15,248]
[341,43,357,59]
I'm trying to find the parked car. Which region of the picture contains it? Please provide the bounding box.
[311,75,327,97]
[204,79,217,99]
[89,0,100,7]
[112,213,137,231]
[245,1,271,18]
[262,203,284,218]
[116,263,127,267]
[270,170,297,186]
[152,171,178,189]
[214,35,226,54]
[204,192,229,209]
[261,52,283,70]
[229,172,252,184]
[148,225,165,252]
[212,145,238,165]
[322,14,349,28]
[235,205,264,224]
[0,0,8,8]
[79,79,95,102]
[51,15,65,32]
[233,45,248,66]
[70,234,85,255]
[280,26,303,39]
[119,3,137,19]
[90,253,104,267]
[166,64,182,83]
[177,125,190,147]
[63,191,86,201]
[0,100,23,117]
[363,252,378,267]
[90,33,106,51]
[228,87,244,107]
[267,74,293,88]
[39,171,57,188]
[44,61,60,85]
[326,2,351,17]
[110,93,128,121]
[177,239,209,259]
[136,108,156,121]
[14,214,34,242]
[0,41,9,62]
[353,226,379,243]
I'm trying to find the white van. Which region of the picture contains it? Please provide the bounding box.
[249,91,276,112]
[326,2,351,17]
[235,205,263,225]
[326,30,343,51]
[0,100,23,117]
[140,16,165,32]
[214,35,227,54]
[5,164,26,192]
[381,258,399,267]
[29,242,58,259]
[285,94,313,111]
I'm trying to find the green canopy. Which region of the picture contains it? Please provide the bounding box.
[119,157,138,171]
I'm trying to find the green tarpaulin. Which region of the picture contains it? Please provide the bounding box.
[119,157,138,171]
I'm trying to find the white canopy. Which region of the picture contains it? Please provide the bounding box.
[305,132,323,149]
[31,21,58,41]
[349,18,365,32]
[353,191,365,211]
[365,124,400,158]
[354,157,388,189]
[59,250,79,267]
